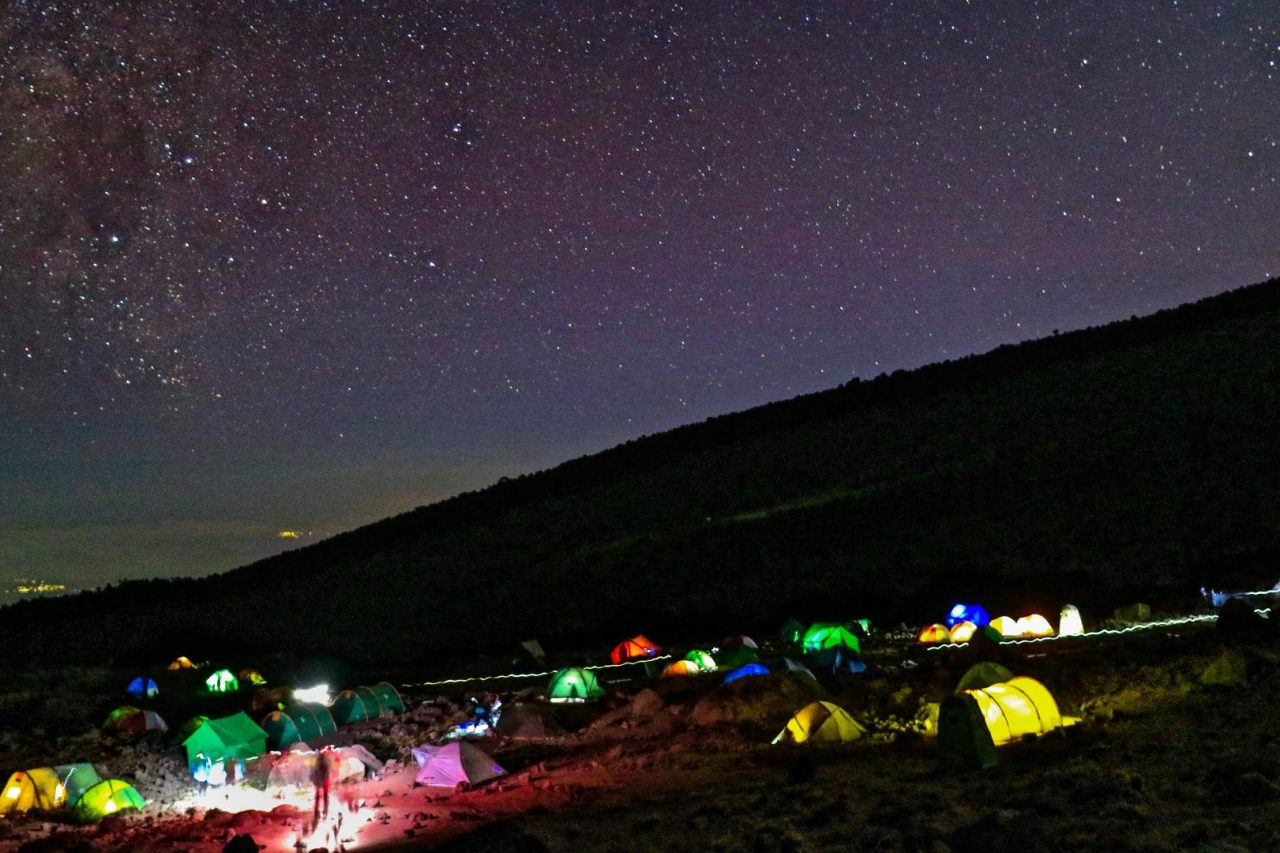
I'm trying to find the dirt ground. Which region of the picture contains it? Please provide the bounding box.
[2,620,1280,852]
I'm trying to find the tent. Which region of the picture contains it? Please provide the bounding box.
[356,685,388,718]
[722,635,758,652]
[662,660,702,677]
[167,656,195,670]
[723,662,770,684]
[948,621,978,643]
[284,703,337,743]
[104,707,167,737]
[547,667,605,703]
[239,668,267,686]
[801,623,863,655]
[495,703,566,739]
[773,701,865,744]
[177,715,210,742]
[182,711,269,767]
[918,623,950,644]
[956,662,1014,693]
[1059,604,1084,636]
[518,639,547,664]
[71,779,144,823]
[126,676,158,698]
[1017,614,1056,638]
[685,650,717,671]
[54,763,101,807]
[962,677,1063,744]
[763,658,815,678]
[813,645,865,675]
[412,742,505,789]
[947,603,990,628]
[331,689,378,724]
[610,635,660,664]
[0,768,66,814]
[370,682,405,713]
[205,669,239,693]
[988,616,1020,638]
[263,710,303,750]
[937,694,1000,769]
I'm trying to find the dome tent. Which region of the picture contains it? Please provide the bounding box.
[205,669,239,693]
[167,656,195,670]
[947,603,990,628]
[610,635,660,664]
[0,768,66,815]
[772,701,865,744]
[956,662,1015,693]
[949,621,978,643]
[125,676,158,698]
[801,623,862,655]
[662,660,702,677]
[918,623,950,643]
[412,741,505,789]
[71,779,144,823]
[684,650,717,671]
[547,667,605,703]
[104,707,167,737]
[1059,604,1084,636]
[723,662,770,684]
[55,763,101,807]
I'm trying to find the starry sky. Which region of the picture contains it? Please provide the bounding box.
[1,0,1277,592]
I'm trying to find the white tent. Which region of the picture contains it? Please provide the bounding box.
[411,742,505,789]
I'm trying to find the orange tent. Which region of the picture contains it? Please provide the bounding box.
[661,660,701,677]
[610,635,660,664]
[917,623,950,644]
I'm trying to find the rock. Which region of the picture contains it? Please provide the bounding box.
[223,834,261,853]
[630,688,664,718]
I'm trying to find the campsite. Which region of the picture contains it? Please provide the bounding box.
[2,591,1280,851]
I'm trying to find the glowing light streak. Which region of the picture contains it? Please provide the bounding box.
[923,609,1268,651]
[401,654,672,688]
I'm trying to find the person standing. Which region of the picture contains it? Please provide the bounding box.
[312,749,333,824]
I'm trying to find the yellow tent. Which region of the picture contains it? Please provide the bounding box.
[1016,614,1055,637]
[773,701,865,744]
[963,677,1062,744]
[0,768,66,814]
[917,623,950,643]
[988,616,1021,637]
[1058,605,1084,636]
[661,660,701,677]
[167,656,195,670]
[948,621,978,643]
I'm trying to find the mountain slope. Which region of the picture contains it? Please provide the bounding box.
[6,279,1280,672]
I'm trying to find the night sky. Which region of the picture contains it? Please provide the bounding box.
[1,1,1277,591]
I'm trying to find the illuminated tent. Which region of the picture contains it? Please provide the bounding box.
[610,635,660,664]
[947,603,990,628]
[412,741,505,790]
[104,707,167,737]
[1016,614,1055,638]
[205,669,239,693]
[547,667,605,703]
[331,689,378,724]
[0,768,66,815]
[177,715,209,743]
[283,703,337,743]
[167,656,195,670]
[685,650,717,671]
[55,763,101,807]
[723,662,770,684]
[918,623,950,643]
[964,677,1063,744]
[125,676,158,698]
[1059,604,1084,636]
[262,711,303,749]
[948,621,978,643]
[956,662,1014,693]
[239,668,267,686]
[773,701,865,744]
[801,623,862,655]
[495,703,566,738]
[813,645,865,675]
[988,616,1020,638]
[182,711,268,767]
[71,779,144,823]
[356,685,389,718]
[662,660,702,677]
[370,682,405,713]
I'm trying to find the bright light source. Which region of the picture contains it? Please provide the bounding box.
[294,683,331,704]
[5,787,19,800]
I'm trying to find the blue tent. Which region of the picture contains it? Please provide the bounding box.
[723,663,770,684]
[813,645,866,675]
[946,603,990,628]
[126,677,158,699]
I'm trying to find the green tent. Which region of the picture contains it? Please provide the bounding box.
[54,763,101,807]
[283,703,337,743]
[262,711,302,749]
[956,661,1014,693]
[717,644,760,669]
[177,715,209,743]
[331,689,376,724]
[72,779,144,823]
[205,669,239,693]
[937,694,999,769]
[370,682,405,713]
[801,623,862,655]
[356,686,387,718]
[182,711,268,767]
[685,650,717,671]
[547,667,604,703]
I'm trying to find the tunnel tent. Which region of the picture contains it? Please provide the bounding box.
[205,669,239,693]
[684,650,717,671]
[331,689,374,724]
[610,635,660,664]
[773,701,865,744]
[355,685,387,718]
[262,710,303,750]
[285,703,337,742]
[918,623,950,644]
[182,711,268,767]
[167,656,195,670]
[547,667,605,703]
[125,676,158,698]
[662,660,702,677]
[0,768,66,814]
[801,623,862,655]
[71,779,144,823]
[370,682,405,713]
[54,763,101,808]
[963,677,1063,745]
[956,662,1015,693]
[947,603,991,628]
[723,662,770,684]
[412,741,505,789]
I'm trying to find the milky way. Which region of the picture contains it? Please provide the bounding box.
[1,1,1277,586]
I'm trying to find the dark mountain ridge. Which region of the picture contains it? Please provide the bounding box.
[5,278,1280,674]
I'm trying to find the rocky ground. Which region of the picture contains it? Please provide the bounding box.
[2,611,1280,852]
